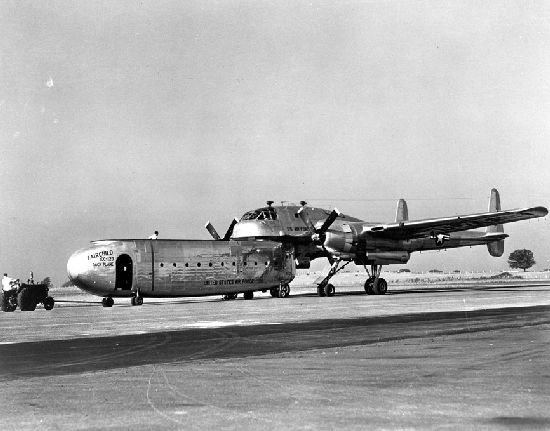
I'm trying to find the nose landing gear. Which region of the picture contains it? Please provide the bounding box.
[316,260,351,297]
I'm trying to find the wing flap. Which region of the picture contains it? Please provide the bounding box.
[365,206,547,239]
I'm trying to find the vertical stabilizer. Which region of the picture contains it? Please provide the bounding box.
[487,188,505,257]
[395,199,408,223]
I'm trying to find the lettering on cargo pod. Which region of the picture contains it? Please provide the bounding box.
[88,250,115,267]
[204,278,258,286]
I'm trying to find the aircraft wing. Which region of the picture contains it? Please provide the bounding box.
[364,206,547,239]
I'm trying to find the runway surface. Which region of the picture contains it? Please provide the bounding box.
[1,282,549,430]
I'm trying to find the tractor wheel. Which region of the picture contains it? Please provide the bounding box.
[18,288,36,311]
[1,292,13,312]
[43,296,55,310]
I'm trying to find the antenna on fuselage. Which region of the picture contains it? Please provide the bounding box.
[267,200,274,207]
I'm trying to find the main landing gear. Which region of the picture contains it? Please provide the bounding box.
[363,264,387,295]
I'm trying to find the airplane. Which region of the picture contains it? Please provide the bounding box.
[67,189,546,306]
[206,189,548,297]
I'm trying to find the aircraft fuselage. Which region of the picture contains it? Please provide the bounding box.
[67,239,295,298]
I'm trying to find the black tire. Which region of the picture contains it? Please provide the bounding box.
[373,278,387,295]
[324,283,335,297]
[43,296,54,310]
[269,288,278,298]
[1,292,13,312]
[102,297,113,307]
[135,296,143,306]
[243,291,254,300]
[18,288,36,311]
[317,285,326,297]
[364,277,375,295]
[0,292,7,312]
[278,284,290,298]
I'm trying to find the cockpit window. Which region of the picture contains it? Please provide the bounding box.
[241,207,277,221]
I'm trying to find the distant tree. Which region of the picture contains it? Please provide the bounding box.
[39,277,52,287]
[508,249,536,272]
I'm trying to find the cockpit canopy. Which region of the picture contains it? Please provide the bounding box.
[240,207,278,221]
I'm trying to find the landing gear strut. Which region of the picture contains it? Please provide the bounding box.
[316,260,351,297]
[363,264,387,295]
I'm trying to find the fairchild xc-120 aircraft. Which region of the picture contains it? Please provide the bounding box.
[207,189,547,297]
[67,189,546,306]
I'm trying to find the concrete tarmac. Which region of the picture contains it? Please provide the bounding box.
[1,283,549,430]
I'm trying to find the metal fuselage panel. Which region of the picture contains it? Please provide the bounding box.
[67,240,295,298]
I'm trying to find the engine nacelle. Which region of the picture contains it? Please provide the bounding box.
[324,227,354,254]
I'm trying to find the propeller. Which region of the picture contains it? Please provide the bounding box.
[205,222,221,240]
[297,203,341,249]
[223,218,239,241]
[205,217,239,241]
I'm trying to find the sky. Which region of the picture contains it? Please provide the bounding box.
[1,0,549,285]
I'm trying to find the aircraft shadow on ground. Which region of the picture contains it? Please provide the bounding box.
[1,305,548,381]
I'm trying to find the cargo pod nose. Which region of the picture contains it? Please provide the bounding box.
[67,248,89,284]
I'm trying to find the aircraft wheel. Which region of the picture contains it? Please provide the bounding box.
[102,297,114,307]
[278,284,290,298]
[131,296,143,306]
[269,288,279,298]
[317,285,326,297]
[364,278,375,295]
[374,278,387,295]
[243,291,254,300]
[324,283,335,297]
[18,288,36,311]
[43,296,55,310]
[223,293,238,300]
